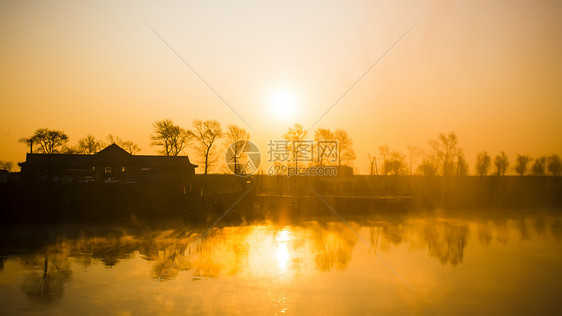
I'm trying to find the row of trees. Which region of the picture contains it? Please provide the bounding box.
[17,122,231,175]
[19,129,140,155]
[367,132,561,176]
[474,152,561,176]
[149,121,356,174]
[281,123,356,168]
[11,126,560,177]
[368,132,466,177]
[14,121,356,175]
[150,119,244,174]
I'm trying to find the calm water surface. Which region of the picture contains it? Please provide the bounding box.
[1,209,561,315]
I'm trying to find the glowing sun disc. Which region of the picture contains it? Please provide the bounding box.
[270,90,298,118]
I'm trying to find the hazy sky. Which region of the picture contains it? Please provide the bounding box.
[1,0,561,173]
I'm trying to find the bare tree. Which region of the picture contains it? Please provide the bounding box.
[407,146,424,175]
[367,154,378,175]
[314,128,335,166]
[106,134,141,154]
[386,151,405,175]
[547,154,561,176]
[225,124,250,175]
[106,134,120,145]
[283,123,307,169]
[475,151,491,176]
[120,140,141,155]
[151,119,191,156]
[334,129,356,166]
[61,145,79,154]
[378,145,391,175]
[514,154,532,176]
[531,156,546,176]
[77,135,104,154]
[418,154,439,176]
[23,128,69,154]
[314,128,333,141]
[430,132,462,176]
[377,145,404,175]
[192,119,223,174]
[494,151,509,176]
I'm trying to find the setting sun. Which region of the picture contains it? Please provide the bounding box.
[270,90,299,119]
[1,1,562,314]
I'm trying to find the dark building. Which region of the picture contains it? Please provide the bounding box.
[18,144,197,184]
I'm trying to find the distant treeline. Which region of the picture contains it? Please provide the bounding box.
[367,132,560,177]
[2,125,560,177]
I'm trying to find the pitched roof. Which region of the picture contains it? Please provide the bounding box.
[19,144,197,168]
[97,143,131,157]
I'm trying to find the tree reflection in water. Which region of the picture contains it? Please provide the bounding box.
[21,253,72,304]
[419,221,469,266]
[310,222,357,271]
[1,210,560,306]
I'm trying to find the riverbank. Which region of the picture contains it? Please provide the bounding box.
[1,175,561,224]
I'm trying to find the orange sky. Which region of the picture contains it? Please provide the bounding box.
[1,0,561,174]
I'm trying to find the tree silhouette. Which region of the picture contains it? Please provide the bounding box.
[283,123,307,169]
[106,134,141,154]
[514,154,532,176]
[225,124,250,175]
[23,128,69,154]
[407,146,424,175]
[367,154,378,175]
[378,145,404,175]
[418,154,439,176]
[386,151,405,175]
[475,151,491,176]
[378,145,391,175]
[314,128,335,166]
[192,119,223,174]
[494,151,509,176]
[0,161,13,172]
[334,129,356,166]
[61,145,79,154]
[547,154,561,176]
[150,119,191,156]
[531,156,546,176]
[430,132,462,176]
[121,140,140,154]
[77,135,104,154]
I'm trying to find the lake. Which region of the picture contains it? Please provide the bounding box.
[1,208,561,315]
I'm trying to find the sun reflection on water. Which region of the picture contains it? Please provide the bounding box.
[275,227,291,274]
[2,214,562,314]
[276,227,291,242]
[276,243,289,272]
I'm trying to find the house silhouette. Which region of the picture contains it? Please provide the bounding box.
[18,143,197,184]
